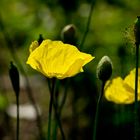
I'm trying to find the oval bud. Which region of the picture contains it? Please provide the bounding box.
[97,56,113,82]
[9,62,20,96]
[38,34,44,45]
[61,24,77,45]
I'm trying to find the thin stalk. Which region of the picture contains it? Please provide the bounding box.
[52,79,68,140]
[79,0,96,50]
[59,79,69,115]
[16,94,19,140]
[52,81,59,140]
[134,43,139,140]
[53,104,66,140]
[93,81,105,140]
[52,119,58,140]
[47,79,66,140]
[47,78,56,140]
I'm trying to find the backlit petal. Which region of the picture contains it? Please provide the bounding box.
[26,39,94,79]
[124,68,140,93]
[105,77,134,104]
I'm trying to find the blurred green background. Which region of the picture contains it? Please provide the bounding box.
[0,0,140,140]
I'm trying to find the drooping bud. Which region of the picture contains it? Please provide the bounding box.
[134,16,140,45]
[61,24,77,45]
[38,34,44,45]
[96,56,113,82]
[9,62,20,97]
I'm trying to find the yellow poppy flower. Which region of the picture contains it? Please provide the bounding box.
[104,68,140,104]
[124,68,140,94]
[105,77,134,104]
[26,39,94,79]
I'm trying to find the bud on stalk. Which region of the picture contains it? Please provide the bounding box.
[9,62,20,97]
[61,24,77,45]
[96,56,113,82]
[134,16,140,45]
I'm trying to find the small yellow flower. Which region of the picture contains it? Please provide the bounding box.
[26,39,94,79]
[104,68,140,104]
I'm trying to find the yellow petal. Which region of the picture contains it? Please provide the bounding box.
[104,77,134,104]
[29,41,39,53]
[124,68,140,94]
[26,39,94,79]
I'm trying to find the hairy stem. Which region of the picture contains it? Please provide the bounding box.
[93,81,105,140]
[47,78,56,140]
[134,43,139,140]
[47,79,66,140]
[16,94,19,140]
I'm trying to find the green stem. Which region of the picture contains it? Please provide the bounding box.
[16,94,19,140]
[52,80,69,140]
[93,81,105,140]
[47,78,56,140]
[52,119,58,140]
[47,79,66,140]
[79,0,96,50]
[52,87,66,140]
[134,43,139,140]
[53,105,66,140]
[59,79,69,115]
[52,81,59,140]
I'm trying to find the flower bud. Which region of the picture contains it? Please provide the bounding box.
[61,24,77,45]
[97,56,113,82]
[38,34,44,45]
[9,62,20,96]
[134,16,140,45]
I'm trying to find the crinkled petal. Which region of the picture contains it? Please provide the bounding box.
[26,39,94,79]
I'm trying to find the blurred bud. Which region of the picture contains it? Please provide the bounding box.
[97,56,113,82]
[61,24,77,45]
[9,62,20,96]
[134,16,140,45]
[38,34,44,45]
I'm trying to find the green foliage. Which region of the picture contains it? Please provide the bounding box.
[0,94,8,111]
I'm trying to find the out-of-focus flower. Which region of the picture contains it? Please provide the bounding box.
[124,68,140,93]
[26,39,94,79]
[104,68,140,104]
